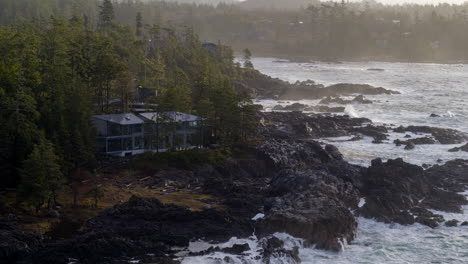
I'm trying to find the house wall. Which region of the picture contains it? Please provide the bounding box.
[92,118,108,136]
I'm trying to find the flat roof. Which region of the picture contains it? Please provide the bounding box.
[93,113,144,125]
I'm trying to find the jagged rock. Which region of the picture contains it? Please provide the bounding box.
[395,137,436,146]
[394,126,468,144]
[461,221,468,226]
[352,125,388,142]
[445,220,459,227]
[257,139,364,251]
[261,237,300,263]
[280,83,399,100]
[404,142,416,150]
[259,111,371,140]
[358,158,467,227]
[0,221,43,263]
[33,196,254,264]
[319,95,372,105]
[448,143,468,152]
[430,113,440,117]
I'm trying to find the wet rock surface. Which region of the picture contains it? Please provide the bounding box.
[3,110,467,263]
[280,83,399,100]
[358,158,468,227]
[235,70,400,100]
[256,139,364,251]
[320,95,373,105]
[448,143,468,152]
[394,125,468,144]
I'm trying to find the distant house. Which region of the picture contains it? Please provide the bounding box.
[93,113,146,156]
[92,111,203,156]
[137,87,157,102]
[202,42,219,53]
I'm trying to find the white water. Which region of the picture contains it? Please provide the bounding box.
[180,58,468,264]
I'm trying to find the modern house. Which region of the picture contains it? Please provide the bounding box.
[92,111,203,156]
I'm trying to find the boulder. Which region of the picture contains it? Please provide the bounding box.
[445,220,459,227]
[404,142,416,150]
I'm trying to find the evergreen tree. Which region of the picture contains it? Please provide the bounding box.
[243,48,254,69]
[18,137,64,212]
[99,0,115,30]
[136,12,142,37]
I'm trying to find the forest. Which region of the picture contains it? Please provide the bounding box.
[2,0,468,62]
[0,0,258,212]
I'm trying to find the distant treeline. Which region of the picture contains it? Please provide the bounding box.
[2,0,466,62]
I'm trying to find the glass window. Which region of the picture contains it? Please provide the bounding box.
[134,136,143,149]
[122,125,132,135]
[133,124,142,133]
[108,123,121,136]
[108,138,122,152]
[123,138,133,150]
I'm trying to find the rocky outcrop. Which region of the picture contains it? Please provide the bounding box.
[272,103,345,113]
[394,126,468,144]
[448,143,468,152]
[259,111,372,140]
[358,158,468,227]
[261,236,300,263]
[280,83,399,100]
[394,137,436,150]
[33,197,254,264]
[320,95,373,104]
[257,139,364,251]
[0,221,42,264]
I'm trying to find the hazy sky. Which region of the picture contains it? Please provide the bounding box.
[343,0,468,4]
[237,0,468,5]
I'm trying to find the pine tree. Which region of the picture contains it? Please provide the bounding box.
[243,48,254,69]
[136,12,143,37]
[18,137,64,213]
[99,0,115,30]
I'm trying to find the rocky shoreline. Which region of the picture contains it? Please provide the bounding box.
[2,71,468,263]
[1,110,467,264]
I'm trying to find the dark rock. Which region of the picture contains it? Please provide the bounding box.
[395,137,436,147]
[261,236,300,263]
[445,220,459,227]
[33,196,254,264]
[448,143,468,152]
[257,139,364,251]
[280,83,399,100]
[319,95,372,105]
[47,209,60,219]
[358,158,468,227]
[222,243,250,255]
[352,125,388,142]
[259,111,371,140]
[394,126,468,144]
[404,142,416,150]
[0,221,42,263]
[461,221,468,226]
[430,113,440,117]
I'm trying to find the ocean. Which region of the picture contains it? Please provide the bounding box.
[180,58,468,264]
